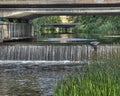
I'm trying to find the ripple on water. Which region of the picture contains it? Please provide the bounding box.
[0,61,84,96]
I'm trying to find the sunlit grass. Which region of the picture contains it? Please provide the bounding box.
[54,57,120,96]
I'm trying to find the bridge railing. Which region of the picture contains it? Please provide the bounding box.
[0,22,34,41]
[0,23,4,42]
[0,0,119,4]
[0,30,3,42]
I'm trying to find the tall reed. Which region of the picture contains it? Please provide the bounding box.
[54,57,120,96]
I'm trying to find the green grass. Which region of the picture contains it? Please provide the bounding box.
[53,58,120,96]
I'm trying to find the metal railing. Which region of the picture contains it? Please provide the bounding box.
[0,29,4,42]
[8,23,32,38]
[0,22,34,41]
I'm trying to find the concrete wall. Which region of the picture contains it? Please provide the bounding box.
[0,22,34,41]
[0,0,120,5]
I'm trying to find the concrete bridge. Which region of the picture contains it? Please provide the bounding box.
[0,0,120,5]
[0,0,120,42]
[0,0,119,5]
[0,0,120,20]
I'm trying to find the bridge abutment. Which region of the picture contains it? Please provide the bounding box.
[0,21,34,42]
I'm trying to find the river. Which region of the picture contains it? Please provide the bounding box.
[0,42,120,96]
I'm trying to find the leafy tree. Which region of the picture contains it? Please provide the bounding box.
[31,16,61,40]
[31,15,120,43]
[71,16,120,42]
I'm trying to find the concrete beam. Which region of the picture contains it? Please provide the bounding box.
[0,7,120,19]
[0,0,120,5]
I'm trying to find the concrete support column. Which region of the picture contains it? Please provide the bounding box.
[32,25,34,37]
[8,23,11,38]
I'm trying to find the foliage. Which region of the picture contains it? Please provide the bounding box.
[2,18,9,22]
[54,57,120,96]
[72,16,120,42]
[32,16,61,32]
[31,16,120,42]
[31,16,61,41]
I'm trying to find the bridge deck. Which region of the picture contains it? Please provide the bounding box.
[1,7,120,19]
[0,0,120,5]
[0,0,120,20]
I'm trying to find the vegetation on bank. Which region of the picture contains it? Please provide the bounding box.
[31,16,120,42]
[1,16,120,42]
[53,57,120,96]
[73,16,120,43]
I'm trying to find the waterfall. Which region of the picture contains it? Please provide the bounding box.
[0,43,92,61]
[0,43,119,61]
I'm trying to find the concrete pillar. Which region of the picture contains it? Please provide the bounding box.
[32,25,34,37]
[8,23,11,38]
[0,29,3,42]
[3,23,8,39]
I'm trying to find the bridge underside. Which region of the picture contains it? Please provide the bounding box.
[0,0,120,20]
[0,0,120,5]
[0,0,119,42]
[0,6,120,20]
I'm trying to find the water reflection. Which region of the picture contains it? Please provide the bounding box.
[0,71,41,96]
[43,38,95,42]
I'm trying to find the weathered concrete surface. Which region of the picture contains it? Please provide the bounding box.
[0,7,120,19]
[0,0,119,19]
[0,0,120,5]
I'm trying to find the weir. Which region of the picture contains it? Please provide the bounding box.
[0,43,120,61]
[0,43,120,96]
[0,43,91,61]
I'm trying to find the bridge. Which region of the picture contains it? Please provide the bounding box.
[0,0,120,20]
[0,0,120,42]
[0,0,119,5]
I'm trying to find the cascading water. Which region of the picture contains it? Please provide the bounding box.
[0,43,120,61]
[0,43,93,61]
[0,43,93,96]
[0,43,120,96]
